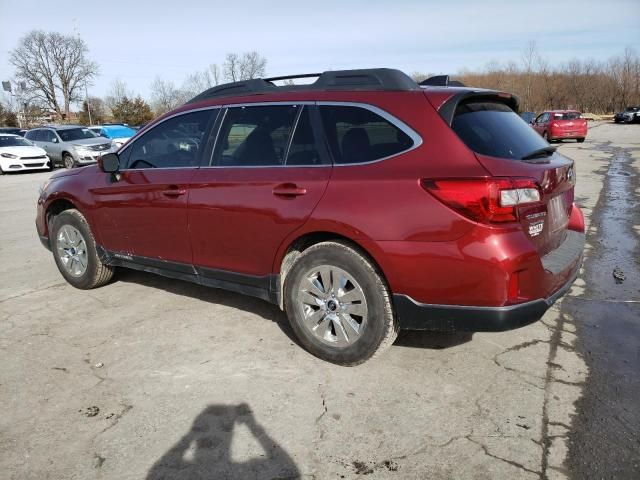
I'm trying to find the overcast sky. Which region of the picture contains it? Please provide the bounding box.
[1,0,639,105]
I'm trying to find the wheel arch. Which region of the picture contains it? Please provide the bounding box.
[274,230,391,310]
[45,197,79,235]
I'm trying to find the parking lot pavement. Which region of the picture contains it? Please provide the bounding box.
[0,123,637,480]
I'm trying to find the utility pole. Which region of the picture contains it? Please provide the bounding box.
[73,18,92,125]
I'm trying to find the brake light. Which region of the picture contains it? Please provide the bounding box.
[421,178,541,224]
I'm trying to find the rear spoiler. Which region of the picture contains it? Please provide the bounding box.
[436,91,520,125]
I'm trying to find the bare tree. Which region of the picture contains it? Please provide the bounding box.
[9,30,98,119]
[105,79,131,114]
[521,40,537,111]
[150,77,186,115]
[223,51,267,82]
[182,64,222,98]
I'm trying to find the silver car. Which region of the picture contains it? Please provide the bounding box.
[24,125,114,169]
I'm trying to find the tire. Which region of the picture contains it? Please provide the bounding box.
[63,153,76,169]
[50,209,114,289]
[577,138,585,143]
[284,241,398,366]
[543,131,550,143]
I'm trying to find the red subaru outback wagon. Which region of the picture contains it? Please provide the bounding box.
[36,69,585,365]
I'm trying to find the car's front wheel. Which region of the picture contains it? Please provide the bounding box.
[63,153,76,169]
[50,209,114,289]
[577,138,585,143]
[284,241,398,366]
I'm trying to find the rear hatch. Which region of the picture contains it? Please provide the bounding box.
[435,95,575,256]
[550,111,587,136]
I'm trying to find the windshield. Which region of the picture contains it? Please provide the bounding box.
[553,112,581,120]
[57,128,97,142]
[0,135,34,147]
[451,101,548,160]
[104,126,136,138]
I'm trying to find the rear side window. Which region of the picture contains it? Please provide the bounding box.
[319,106,414,164]
[452,101,548,160]
[213,105,299,167]
[24,130,37,140]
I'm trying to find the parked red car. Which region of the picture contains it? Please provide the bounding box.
[532,110,588,143]
[36,69,585,365]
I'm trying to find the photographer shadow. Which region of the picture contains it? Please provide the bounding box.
[146,404,299,480]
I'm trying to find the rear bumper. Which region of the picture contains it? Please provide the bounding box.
[394,230,585,332]
[394,260,580,331]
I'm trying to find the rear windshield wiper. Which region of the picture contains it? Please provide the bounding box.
[521,146,557,160]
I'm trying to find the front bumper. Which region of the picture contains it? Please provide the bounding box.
[394,231,585,332]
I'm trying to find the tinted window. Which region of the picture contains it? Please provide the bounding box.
[553,112,581,120]
[24,130,37,140]
[213,105,298,167]
[57,128,96,141]
[452,101,549,160]
[126,110,213,169]
[41,129,58,143]
[0,135,33,147]
[286,107,322,166]
[319,106,413,164]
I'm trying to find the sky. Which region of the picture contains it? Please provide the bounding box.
[1,0,639,107]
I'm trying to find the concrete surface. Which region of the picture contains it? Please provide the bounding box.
[0,123,636,479]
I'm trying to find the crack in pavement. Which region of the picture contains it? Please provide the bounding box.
[0,282,66,304]
[466,436,542,476]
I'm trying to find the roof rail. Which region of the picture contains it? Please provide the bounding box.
[186,68,420,103]
[419,75,466,87]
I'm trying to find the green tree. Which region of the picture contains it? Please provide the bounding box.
[111,96,154,125]
[78,97,106,125]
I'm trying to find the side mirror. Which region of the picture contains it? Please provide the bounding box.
[52,137,58,143]
[98,153,120,173]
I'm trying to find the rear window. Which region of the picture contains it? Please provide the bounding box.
[553,112,581,120]
[452,101,548,160]
[319,106,414,164]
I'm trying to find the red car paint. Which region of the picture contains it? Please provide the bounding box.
[532,110,588,142]
[36,81,584,329]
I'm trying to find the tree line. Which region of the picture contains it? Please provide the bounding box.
[3,30,267,127]
[413,42,640,114]
[2,31,639,128]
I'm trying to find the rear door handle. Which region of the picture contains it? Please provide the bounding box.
[161,187,187,197]
[272,183,307,197]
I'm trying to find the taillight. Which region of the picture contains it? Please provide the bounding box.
[421,178,541,224]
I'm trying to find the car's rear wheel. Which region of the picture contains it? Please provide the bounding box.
[577,138,585,143]
[51,209,114,289]
[63,153,76,169]
[284,241,398,366]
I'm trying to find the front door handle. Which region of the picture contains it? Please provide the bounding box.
[272,183,307,197]
[161,187,187,197]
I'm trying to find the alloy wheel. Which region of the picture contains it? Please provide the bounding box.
[296,265,368,347]
[56,225,88,277]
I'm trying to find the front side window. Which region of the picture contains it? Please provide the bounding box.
[319,105,414,164]
[57,128,96,142]
[212,105,299,167]
[42,129,58,143]
[124,110,214,169]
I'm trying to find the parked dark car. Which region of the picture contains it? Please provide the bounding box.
[614,106,639,123]
[520,111,536,124]
[36,68,585,365]
[0,127,24,136]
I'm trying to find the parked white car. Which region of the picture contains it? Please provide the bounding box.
[0,134,51,174]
